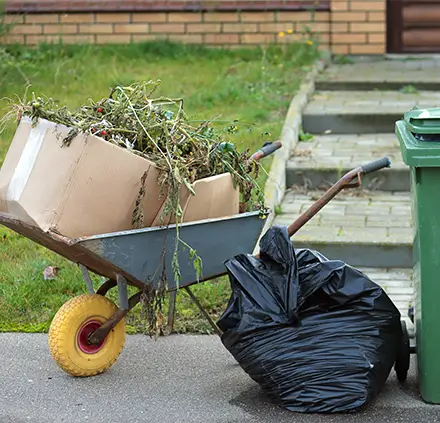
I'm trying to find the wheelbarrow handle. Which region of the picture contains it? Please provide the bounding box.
[286,156,391,238]
[361,157,391,174]
[249,141,282,162]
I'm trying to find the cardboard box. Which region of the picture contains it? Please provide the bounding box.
[0,117,164,238]
[0,117,240,238]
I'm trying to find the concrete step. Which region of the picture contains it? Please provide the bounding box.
[317,60,440,91]
[274,189,412,269]
[302,90,440,134]
[316,80,440,91]
[287,134,409,191]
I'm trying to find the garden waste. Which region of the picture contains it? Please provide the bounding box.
[0,81,264,238]
[0,80,266,335]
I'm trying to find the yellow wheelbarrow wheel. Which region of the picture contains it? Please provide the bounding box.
[48,294,126,377]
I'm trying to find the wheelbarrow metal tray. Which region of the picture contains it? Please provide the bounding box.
[0,211,267,290]
[77,211,267,290]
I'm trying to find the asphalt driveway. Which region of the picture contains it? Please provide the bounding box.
[0,333,439,423]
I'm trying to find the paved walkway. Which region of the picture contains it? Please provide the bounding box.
[276,190,412,245]
[1,333,437,423]
[273,57,440,324]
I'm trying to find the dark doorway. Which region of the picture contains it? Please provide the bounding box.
[387,0,440,53]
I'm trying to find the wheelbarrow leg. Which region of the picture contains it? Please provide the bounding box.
[184,286,223,337]
[80,264,95,294]
[167,291,177,335]
[116,274,129,310]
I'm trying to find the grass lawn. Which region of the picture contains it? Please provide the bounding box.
[0,40,319,334]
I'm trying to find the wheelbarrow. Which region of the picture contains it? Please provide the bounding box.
[1,150,405,380]
[0,140,280,378]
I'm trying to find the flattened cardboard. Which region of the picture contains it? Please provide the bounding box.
[151,173,239,227]
[182,173,240,222]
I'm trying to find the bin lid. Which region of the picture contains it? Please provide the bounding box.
[404,107,440,135]
[396,117,440,167]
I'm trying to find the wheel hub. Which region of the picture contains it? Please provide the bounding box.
[77,320,106,354]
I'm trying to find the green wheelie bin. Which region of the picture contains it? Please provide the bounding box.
[396,107,440,404]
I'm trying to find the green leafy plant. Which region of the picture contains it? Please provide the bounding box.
[333,54,354,65]
[0,7,30,85]
[0,1,8,38]
[276,5,321,52]
[399,84,419,94]
[299,128,314,142]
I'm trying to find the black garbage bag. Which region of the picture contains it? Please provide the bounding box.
[217,225,401,414]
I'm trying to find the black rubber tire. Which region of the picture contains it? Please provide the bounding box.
[394,320,411,383]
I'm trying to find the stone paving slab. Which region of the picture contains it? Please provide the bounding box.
[305,90,440,114]
[287,134,409,191]
[274,190,413,268]
[317,59,440,90]
[302,90,440,134]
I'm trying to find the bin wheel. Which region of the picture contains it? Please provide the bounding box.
[48,294,126,377]
[394,320,410,383]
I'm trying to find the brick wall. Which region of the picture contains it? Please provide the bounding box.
[2,10,330,47]
[1,0,388,54]
[330,0,386,54]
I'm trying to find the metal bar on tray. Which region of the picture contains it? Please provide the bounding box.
[184,287,223,337]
